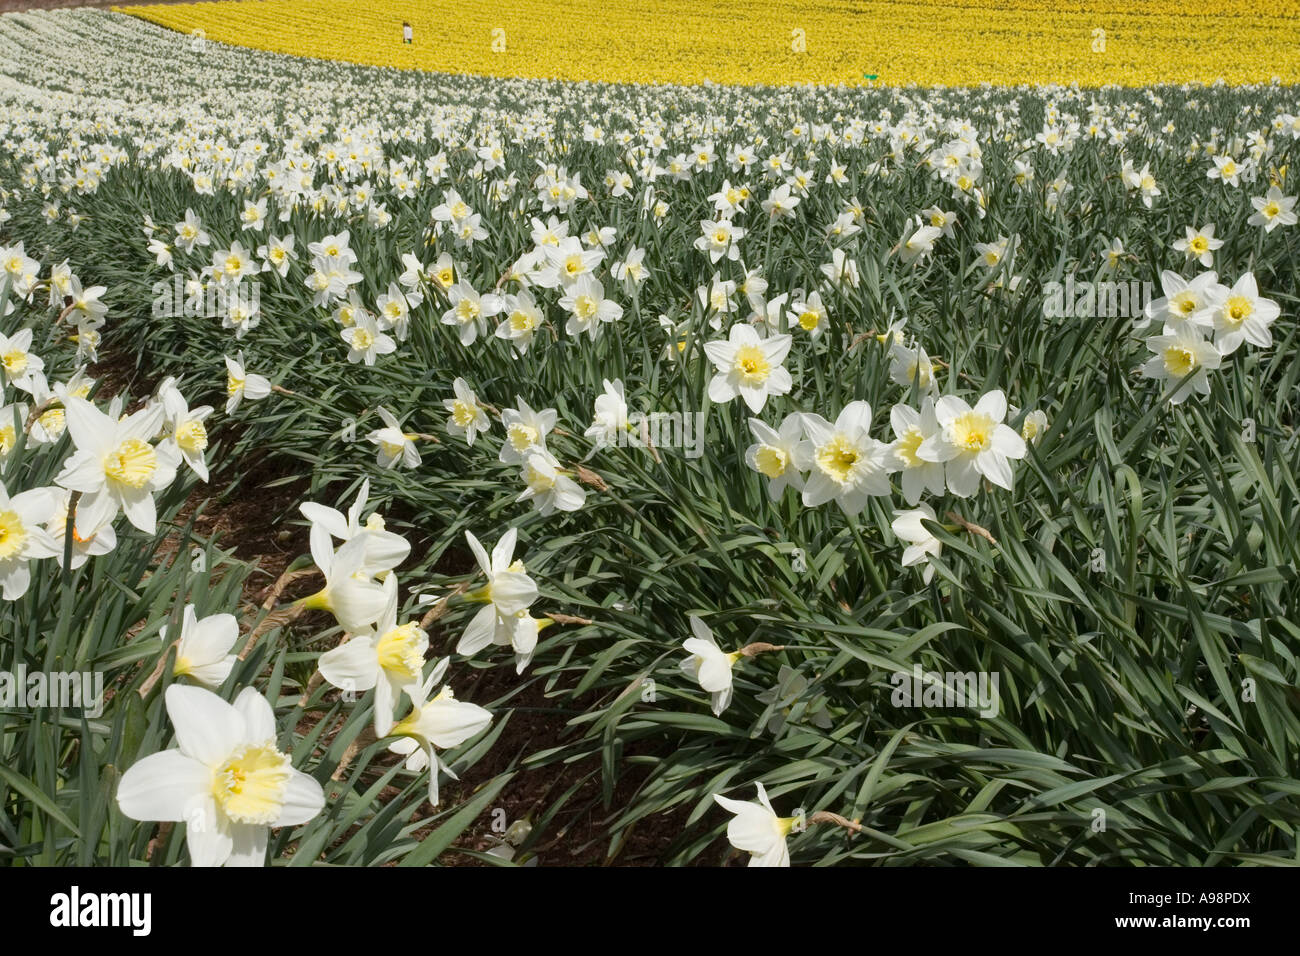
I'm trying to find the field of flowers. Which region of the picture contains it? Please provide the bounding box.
[1,8,1299,869]
[120,0,1300,87]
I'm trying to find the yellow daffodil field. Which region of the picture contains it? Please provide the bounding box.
[1,4,1299,880]
[119,0,1300,87]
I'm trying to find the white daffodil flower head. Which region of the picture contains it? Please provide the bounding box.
[389,660,492,806]
[0,481,60,599]
[794,401,892,516]
[224,351,271,415]
[886,399,947,505]
[517,449,586,516]
[584,378,631,449]
[168,604,239,689]
[499,397,556,465]
[443,377,491,446]
[1206,271,1279,356]
[54,396,180,535]
[917,389,1027,498]
[713,782,794,867]
[299,533,390,632]
[703,323,793,414]
[367,406,422,470]
[744,414,806,501]
[300,478,411,580]
[1140,324,1223,405]
[116,685,325,867]
[457,528,540,657]
[319,575,428,736]
[891,503,943,584]
[680,615,740,716]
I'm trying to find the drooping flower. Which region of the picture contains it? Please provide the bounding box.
[712,782,794,867]
[457,528,539,668]
[388,660,493,806]
[680,615,740,716]
[891,503,943,584]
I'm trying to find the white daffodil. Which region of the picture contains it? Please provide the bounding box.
[1141,324,1222,405]
[1206,272,1280,355]
[374,283,411,341]
[29,368,94,445]
[388,661,493,806]
[584,378,632,450]
[1020,409,1050,445]
[367,406,422,469]
[918,390,1027,498]
[744,414,805,501]
[820,248,860,288]
[173,209,210,254]
[457,528,541,668]
[1248,186,1298,233]
[886,399,947,505]
[0,400,27,457]
[224,352,271,414]
[888,342,939,394]
[1139,270,1219,334]
[794,402,892,516]
[499,397,556,465]
[44,488,116,569]
[54,397,179,535]
[341,312,396,366]
[538,236,604,289]
[695,218,745,264]
[258,234,296,277]
[116,685,325,867]
[158,378,213,482]
[786,290,829,339]
[0,482,59,600]
[559,274,623,340]
[441,281,501,347]
[300,479,410,581]
[63,276,109,327]
[713,782,794,867]
[891,503,943,584]
[396,252,428,308]
[0,328,44,393]
[494,290,543,355]
[704,324,793,414]
[319,575,428,735]
[443,377,491,446]
[297,533,390,633]
[1172,224,1224,268]
[167,604,238,689]
[898,221,942,265]
[680,616,740,716]
[518,449,586,516]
